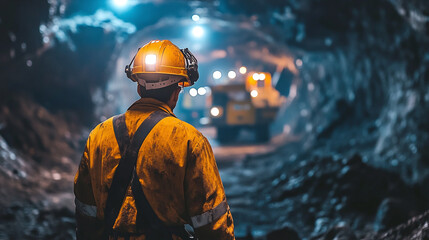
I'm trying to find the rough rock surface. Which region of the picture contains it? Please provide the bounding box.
[364,210,429,240]
[222,149,429,238]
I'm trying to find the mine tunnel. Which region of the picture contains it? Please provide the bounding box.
[1,0,429,239]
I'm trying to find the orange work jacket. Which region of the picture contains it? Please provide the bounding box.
[74,98,235,240]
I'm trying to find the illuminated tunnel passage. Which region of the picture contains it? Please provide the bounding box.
[1,0,429,239]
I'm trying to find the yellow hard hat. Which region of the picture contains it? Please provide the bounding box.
[125,40,199,90]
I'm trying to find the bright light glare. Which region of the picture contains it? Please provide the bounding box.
[198,87,207,95]
[259,73,266,80]
[210,107,220,117]
[239,66,247,74]
[112,0,128,8]
[252,73,260,80]
[228,71,236,79]
[191,26,204,38]
[145,54,157,65]
[204,86,212,96]
[308,83,315,91]
[250,90,259,98]
[192,14,200,22]
[189,88,198,97]
[213,71,222,79]
[200,117,209,125]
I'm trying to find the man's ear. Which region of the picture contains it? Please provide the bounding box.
[172,87,181,102]
[167,87,181,111]
[137,84,144,98]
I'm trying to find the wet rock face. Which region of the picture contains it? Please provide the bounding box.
[364,210,429,240]
[223,151,429,238]
[373,198,418,232]
[266,226,301,240]
[0,204,75,240]
[0,97,82,161]
[312,225,358,240]
[273,0,429,182]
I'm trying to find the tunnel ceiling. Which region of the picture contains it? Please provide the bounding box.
[1,0,428,89]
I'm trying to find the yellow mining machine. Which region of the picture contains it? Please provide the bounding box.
[208,70,284,142]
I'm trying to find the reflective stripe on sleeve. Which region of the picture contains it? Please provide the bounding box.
[75,198,97,218]
[191,199,230,228]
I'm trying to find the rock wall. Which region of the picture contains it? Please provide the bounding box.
[268,0,429,182]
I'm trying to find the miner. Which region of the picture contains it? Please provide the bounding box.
[74,40,235,240]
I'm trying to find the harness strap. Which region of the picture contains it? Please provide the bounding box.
[105,111,194,240]
[104,111,171,237]
[130,169,194,239]
[112,114,130,156]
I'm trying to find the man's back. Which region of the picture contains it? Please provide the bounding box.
[74,98,235,239]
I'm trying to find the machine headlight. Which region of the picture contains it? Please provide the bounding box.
[213,71,222,80]
[198,87,207,96]
[252,73,260,80]
[239,66,247,74]
[189,88,197,97]
[250,90,258,98]
[228,71,236,79]
[210,107,222,117]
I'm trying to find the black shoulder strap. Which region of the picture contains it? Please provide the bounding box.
[112,114,130,156]
[104,111,171,234]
